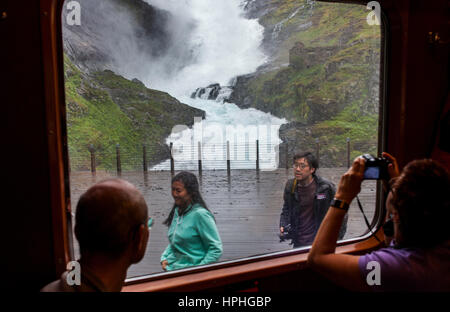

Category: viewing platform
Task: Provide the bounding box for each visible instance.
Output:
[69,168,377,278]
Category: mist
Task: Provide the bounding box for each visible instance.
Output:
[63,0,267,98]
[141,0,267,97]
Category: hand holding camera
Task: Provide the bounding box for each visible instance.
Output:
[335,157,365,204]
[381,152,400,179]
[335,153,399,205]
[361,153,391,180]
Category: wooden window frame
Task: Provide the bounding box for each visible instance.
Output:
[41,0,388,292]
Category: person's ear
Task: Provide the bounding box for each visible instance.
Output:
[131,224,149,264]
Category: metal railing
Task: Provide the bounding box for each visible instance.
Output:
[68,137,361,174]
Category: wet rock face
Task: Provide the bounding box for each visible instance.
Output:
[226,73,256,109]
[289,42,340,71]
[278,121,341,168]
[62,0,172,72]
[241,0,275,19]
[191,83,234,103]
[191,83,221,100]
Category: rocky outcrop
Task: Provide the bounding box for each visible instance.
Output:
[289,42,340,71]
[241,0,276,20]
[191,83,221,100]
[226,73,257,108]
[191,83,235,103]
[62,0,198,79]
[278,122,340,168]
[62,0,172,72]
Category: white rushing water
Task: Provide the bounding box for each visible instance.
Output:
[143,0,267,95]
[142,0,287,170]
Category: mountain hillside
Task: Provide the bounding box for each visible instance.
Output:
[233,0,381,166]
[63,0,381,169]
[63,0,204,170]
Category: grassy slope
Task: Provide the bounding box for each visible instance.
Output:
[64,56,201,171]
[65,55,142,170]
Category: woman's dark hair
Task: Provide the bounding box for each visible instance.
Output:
[163,171,213,226]
[391,159,450,248]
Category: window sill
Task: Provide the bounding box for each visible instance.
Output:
[122,231,383,292]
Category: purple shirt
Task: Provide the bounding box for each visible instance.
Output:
[296,180,316,246]
[358,241,450,291]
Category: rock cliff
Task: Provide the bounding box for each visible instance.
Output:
[62,0,205,170]
[230,0,381,167]
[65,56,205,171]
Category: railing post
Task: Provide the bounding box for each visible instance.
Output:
[116,144,121,174]
[227,141,231,177]
[285,143,289,170]
[170,142,174,175]
[143,144,147,172]
[198,141,202,176]
[346,137,351,168]
[256,140,260,172]
[89,144,96,174]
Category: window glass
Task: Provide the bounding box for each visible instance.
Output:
[62,0,382,278]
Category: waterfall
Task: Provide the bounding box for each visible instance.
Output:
[142,0,267,97]
[140,0,287,170]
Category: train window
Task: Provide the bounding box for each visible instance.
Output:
[62,0,383,280]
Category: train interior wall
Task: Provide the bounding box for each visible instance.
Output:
[2,0,449,291]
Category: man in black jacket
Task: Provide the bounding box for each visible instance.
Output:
[280,152,347,247]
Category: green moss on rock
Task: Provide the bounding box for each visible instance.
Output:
[64,57,204,171]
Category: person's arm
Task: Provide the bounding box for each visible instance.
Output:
[197,210,223,265]
[307,157,369,291]
[160,244,174,270]
[329,182,348,240]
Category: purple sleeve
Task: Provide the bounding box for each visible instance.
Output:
[358,247,414,291]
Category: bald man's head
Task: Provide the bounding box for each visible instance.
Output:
[75,179,148,257]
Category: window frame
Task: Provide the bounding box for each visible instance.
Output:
[43,0,389,291]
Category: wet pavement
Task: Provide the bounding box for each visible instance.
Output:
[68,168,376,278]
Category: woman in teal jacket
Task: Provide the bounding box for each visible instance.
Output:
[160,171,222,271]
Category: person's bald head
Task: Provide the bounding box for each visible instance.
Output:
[75,179,148,257]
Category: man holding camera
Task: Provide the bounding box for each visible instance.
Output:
[279,152,347,248]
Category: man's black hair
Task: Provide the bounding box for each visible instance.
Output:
[293,151,318,172]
